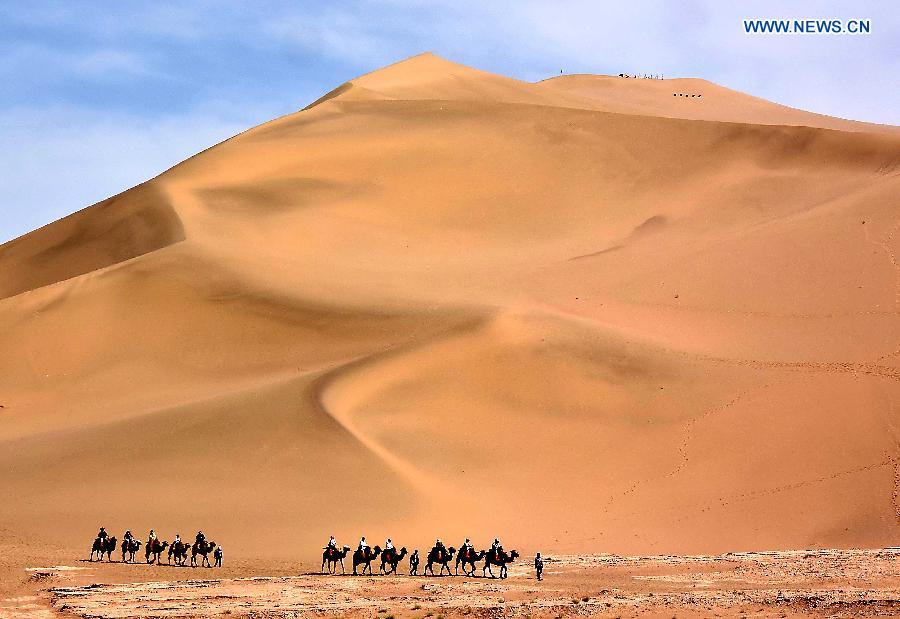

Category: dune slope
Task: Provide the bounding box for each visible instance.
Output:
[1,53,899,565]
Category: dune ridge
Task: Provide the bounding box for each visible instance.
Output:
[0,53,899,570]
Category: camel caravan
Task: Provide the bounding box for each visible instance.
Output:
[89,527,222,568]
[322,535,520,579]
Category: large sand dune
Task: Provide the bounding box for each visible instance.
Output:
[1,53,899,572]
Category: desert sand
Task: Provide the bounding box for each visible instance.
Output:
[1,52,899,615]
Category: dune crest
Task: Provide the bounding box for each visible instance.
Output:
[1,53,899,566]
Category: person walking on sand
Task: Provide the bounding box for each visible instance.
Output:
[409,549,420,575]
[534,552,544,581]
[214,545,223,567]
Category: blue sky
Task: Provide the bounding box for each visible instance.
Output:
[1,1,897,243]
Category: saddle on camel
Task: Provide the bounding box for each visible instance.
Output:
[145,538,169,564]
[168,540,191,566]
[455,545,486,576]
[483,547,519,579]
[90,536,117,562]
[321,545,351,574]
[121,538,142,563]
[352,545,382,575]
[424,544,457,576]
[380,546,408,575]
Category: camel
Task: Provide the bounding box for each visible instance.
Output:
[321,545,351,574]
[145,539,169,564]
[424,546,456,576]
[191,540,217,568]
[90,536,117,562]
[455,547,485,576]
[352,545,382,575]
[168,541,190,566]
[121,539,142,563]
[380,546,408,575]
[483,548,519,579]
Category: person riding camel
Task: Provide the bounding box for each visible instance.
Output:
[460,538,473,557]
[327,535,337,550]
[196,531,206,547]
[148,529,157,552]
[491,538,502,559]
[385,538,394,552]
[97,527,108,543]
[173,534,181,548]
[358,536,369,556]
[123,530,133,545]
[432,538,446,559]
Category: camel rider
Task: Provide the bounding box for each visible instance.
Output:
[123,530,134,545]
[385,538,394,552]
[148,529,157,551]
[433,538,446,557]
[196,531,206,547]
[491,538,502,558]
[358,537,369,554]
[461,538,473,555]
[173,534,181,547]
[327,535,337,550]
[97,527,108,542]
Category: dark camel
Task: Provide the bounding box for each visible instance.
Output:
[321,545,351,574]
[145,539,169,564]
[455,547,485,576]
[121,539,141,563]
[424,546,456,576]
[168,541,190,566]
[380,546,408,575]
[90,536,117,562]
[352,545,382,575]
[191,540,217,567]
[483,548,519,579]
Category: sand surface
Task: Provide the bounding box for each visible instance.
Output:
[1,53,899,614]
[4,549,899,619]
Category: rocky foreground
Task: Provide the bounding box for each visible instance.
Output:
[5,548,895,619]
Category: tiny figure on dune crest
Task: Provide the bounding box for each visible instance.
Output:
[409,549,420,575]
[534,552,543,581]
[214,545,223,567]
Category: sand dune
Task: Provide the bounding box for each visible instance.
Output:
[1,53,899,574]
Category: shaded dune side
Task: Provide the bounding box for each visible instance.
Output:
[0,181,184,300]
